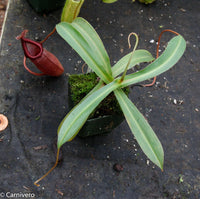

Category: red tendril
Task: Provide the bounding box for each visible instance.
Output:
[23,56,45,76]
[143,29,179,87]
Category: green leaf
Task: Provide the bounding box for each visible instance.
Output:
[72,18,112,77]
[57,80,120,149]
[114,89,164,169]
[112,50,154,78]
[119,35,186,88]
[102,0,118,3]
[56,18,113,83]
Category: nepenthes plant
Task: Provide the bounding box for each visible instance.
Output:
[33,17,186,186]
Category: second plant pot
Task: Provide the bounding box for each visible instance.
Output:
[26,0,66,13]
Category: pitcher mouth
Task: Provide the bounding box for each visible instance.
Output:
[16,30,43,59]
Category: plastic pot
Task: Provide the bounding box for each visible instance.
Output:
[78,114,124,137]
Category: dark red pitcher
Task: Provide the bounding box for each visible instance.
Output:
[17,30,64,77]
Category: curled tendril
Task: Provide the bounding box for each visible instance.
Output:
[34,148,60,187]
[143,29,179,87]
[120,32,139,82]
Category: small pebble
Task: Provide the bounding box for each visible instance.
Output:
[173,99,177,105]
[150,39,155,44]
[146,159,150,166]
[149,17,153,21]
[180,8,186,12]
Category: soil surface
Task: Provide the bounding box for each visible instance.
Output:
[0,0,200,199]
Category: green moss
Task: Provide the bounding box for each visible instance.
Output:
[69,73,129,118]
[69,72,98,105]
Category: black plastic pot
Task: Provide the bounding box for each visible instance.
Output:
[68,73,127,137]
[26,0,65,13]
[78,114,124,137]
